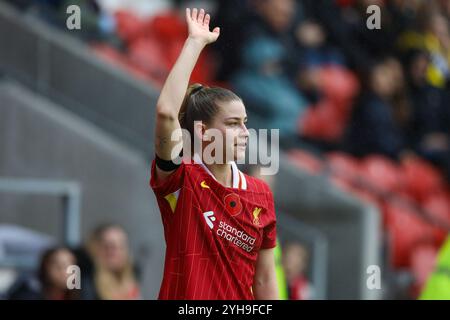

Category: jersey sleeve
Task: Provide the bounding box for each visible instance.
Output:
[149,157,186,196]
[261,188,277,249]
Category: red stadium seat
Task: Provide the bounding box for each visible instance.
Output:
[384,202,435,268]
[326,152,362,180]
[422,192,450,247]
[300,99,346,142]
[127,37,168,85]
[287,149,324,175]
[410,243,438,297]
[402,157,444,203]
[360,155,404,194]
[90,44,152,82]
[150,12,188,43]
[422,192,450,227]
[113,9,216,85]
[317,65,360,111]
[325,152,384,206]
[300,66,359,142]
[114,10,149,44]
[331,175,380,207]
[162,39,216,84]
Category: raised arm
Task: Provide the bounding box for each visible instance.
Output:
[154,8,220,182]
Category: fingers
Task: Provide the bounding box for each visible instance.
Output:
[198,8,205,24]
[203,13,210,26]
[211,27,220,42]
[186,8,191,21]
[186,8,210,24]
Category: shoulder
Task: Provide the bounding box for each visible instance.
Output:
[183,161,207,177]
[243,174,277,223]
[243,173,273,196]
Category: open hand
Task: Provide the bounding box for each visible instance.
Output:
[186,8,220,45]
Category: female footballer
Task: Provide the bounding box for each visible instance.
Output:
[150,8,279,300]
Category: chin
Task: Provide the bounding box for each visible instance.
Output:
[235,149,246,161]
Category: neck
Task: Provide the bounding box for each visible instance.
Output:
[206,162,233,188]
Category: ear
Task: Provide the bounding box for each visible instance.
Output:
[193,121,208,142]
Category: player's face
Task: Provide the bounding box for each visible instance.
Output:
[208,100,249,163]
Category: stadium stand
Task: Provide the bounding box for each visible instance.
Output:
[1,0,449,299]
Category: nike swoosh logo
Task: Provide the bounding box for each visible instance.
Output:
[200,180,210,189]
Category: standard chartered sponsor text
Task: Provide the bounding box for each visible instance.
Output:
[216,221,256,252]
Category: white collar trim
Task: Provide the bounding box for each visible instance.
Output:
[192,153,247,190]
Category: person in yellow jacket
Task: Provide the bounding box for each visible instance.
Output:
[419,235,450,300]
[274,239,289,300]
[397,12,450,88]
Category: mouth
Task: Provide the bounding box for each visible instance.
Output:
[235,143,247,148]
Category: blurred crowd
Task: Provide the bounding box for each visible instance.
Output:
[7,0,449,180]
[214,0,450,181]
[3,224,141,300]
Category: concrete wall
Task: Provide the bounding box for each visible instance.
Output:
[274,157,382,299]
[0,1,159,153]
[0,81,164,299]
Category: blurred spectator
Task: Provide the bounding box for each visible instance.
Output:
[385,57,413,139]
[294,20,359,146]
[231,0,307,138]
[231,37,307,137]
[294,20,346,71]
[8,247,79,300]
[344,58,409,159]
[212,0,252,81]
[282,242,313,300]
[308,0,400,72]
[84,224,141,300]
[293,18,347,103]
[406,50,450,179]
[398,7,450,88]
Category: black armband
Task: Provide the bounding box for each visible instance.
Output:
[155,150,183,171]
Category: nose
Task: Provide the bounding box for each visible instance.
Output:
[240,123,249,139]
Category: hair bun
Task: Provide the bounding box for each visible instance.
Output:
[190,84,204,96]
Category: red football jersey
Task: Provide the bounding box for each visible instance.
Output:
[149,154,277,300]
